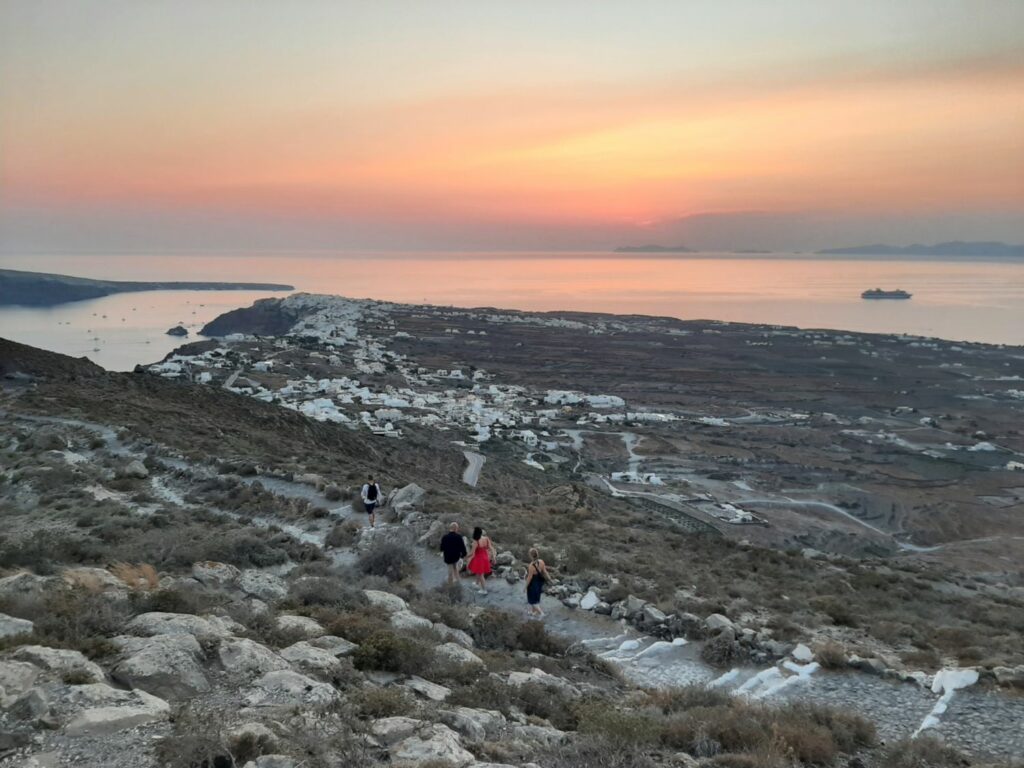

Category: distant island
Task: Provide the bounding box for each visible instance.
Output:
[818,241,1024,257]
[0,268,294,307]
[613,244,694,253]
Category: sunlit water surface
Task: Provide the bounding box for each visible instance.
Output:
[2,252,1023,370]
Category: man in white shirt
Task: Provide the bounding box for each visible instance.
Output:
[361,475,382,528]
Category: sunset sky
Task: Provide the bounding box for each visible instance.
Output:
[1,1,1022,252]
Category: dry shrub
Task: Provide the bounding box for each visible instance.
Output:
[353,686,416,718]
[701,632,747,668]
[880,736,968,768]
[648,685,731,714]
[324,610,389,644]
[110,562,160,590]
[814,640,848,669]
[771,720,837,764]
[351,630,433,674]
[356,542,417,582]
[325,520,360,548]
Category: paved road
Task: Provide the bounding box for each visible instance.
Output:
[462,450,485,487]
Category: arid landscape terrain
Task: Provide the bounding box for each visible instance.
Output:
[2,294,1023,768]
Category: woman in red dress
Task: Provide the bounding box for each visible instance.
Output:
[467,526,495,595]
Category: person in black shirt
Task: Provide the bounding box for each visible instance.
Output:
[439,522,468,585]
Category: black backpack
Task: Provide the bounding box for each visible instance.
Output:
[366,483,379,501]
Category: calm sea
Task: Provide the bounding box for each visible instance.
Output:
[2,252,1023,371]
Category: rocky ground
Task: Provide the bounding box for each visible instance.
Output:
[2,293,1024,768]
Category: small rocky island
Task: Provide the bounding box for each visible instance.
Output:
[165,325,188,337]
[0,268,294,307]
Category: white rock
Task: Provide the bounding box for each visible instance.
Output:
[307,634,359,657]
[278,642,344,679]
[219,638,290,678]
[791,643,814,663]
[126,612,238,641]
[244,670,340,709]
[0,612,34,640]
[579,590,600,611]
[363,589,408,614]
[238,570,288,601]
[123,459,149,479]
[391,723,475,767]
[390,610,433,632]
[242,757,296,768]
[0,660,40,704]
[402,675,451,701]
[192,561,241,588]
[13,646,104,683]
[438,707,507,742]
[275,614,325,639]
[433,623,475,649]
[64,689,170,735]
[435,643,485,668]
[0,572,52,601]
[372,715,423,744]
[506,668,579,697]
[704,613,734,632]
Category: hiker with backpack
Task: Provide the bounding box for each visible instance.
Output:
[361,475,383,527]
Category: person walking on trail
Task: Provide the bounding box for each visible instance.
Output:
[525,548,550,619]
[361,475,382,528]
[439,522,468,585]
[467,526,495,595]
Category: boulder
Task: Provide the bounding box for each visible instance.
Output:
[390,610,433,632]
[510,723,569,747]
[562,593,581,609]
[64,689,170,735]
[16,682,169,734]
[219,638,290,678]
[372,716,423,744]
[579,590,600,611]
[435,643,484,668]
[13,646,104,683]
[391,723,474,767]
[506,668,579,697]
[642,604,668,625]
[494,551,515,567]
[229,721,279,755]
[307,635,358,657]
[438,707,507,742]
[433,623,475,649]
[192,561,241,589]
[848,656,887,676]
[0,613,34,640]
[993,665,1024,688]
[122,460,149,479]
[275,614,325,639]
[278,642,344,680]
[402,676,451,701]
[238,570,287,601]
[244,670,340,709]
[111,634,209,698]
[390,483,426,510]
[363,589,408,614]
[669,612,704,638]
[625,595,648,615]
[0,661,40,704]
[126,612,238,641]
[704,614,734,632]
[593,601,612,615]
[791,643,814,663]
[0,572,52,601]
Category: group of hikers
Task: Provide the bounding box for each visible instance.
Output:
[358,475,551,618]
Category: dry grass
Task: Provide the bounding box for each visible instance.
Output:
[110,562,160,590]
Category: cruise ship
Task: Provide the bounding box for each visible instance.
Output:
[861,288,912,300]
